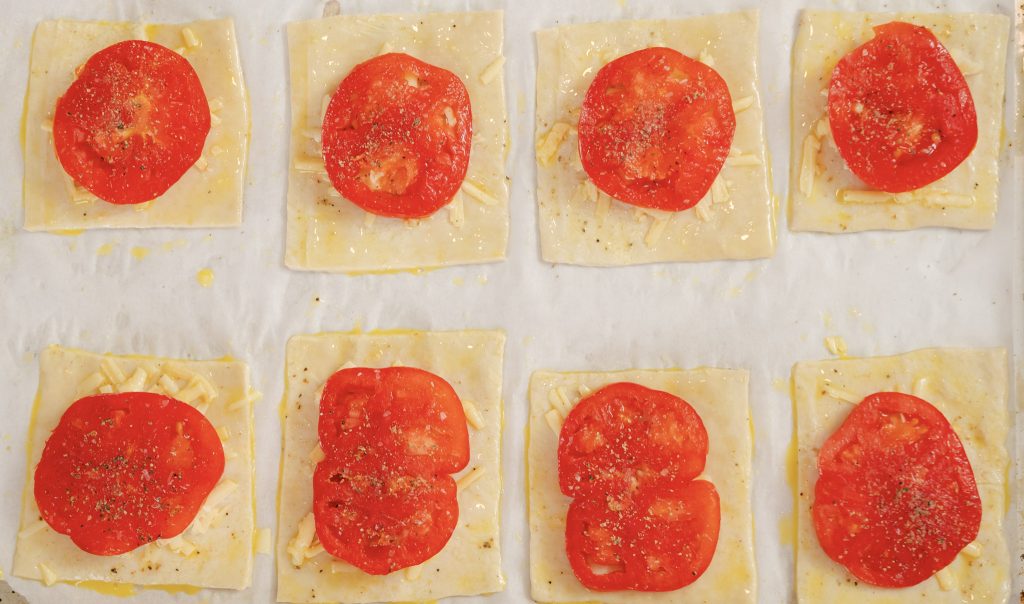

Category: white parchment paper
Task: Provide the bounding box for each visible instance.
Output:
[0,0,1018,602]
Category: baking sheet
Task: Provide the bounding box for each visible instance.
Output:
[0,0,1018,602]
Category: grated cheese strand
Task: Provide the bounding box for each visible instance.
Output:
[698,48,714,66]
[545,408,564,436]
[461,180,499,206]
[307,443,326,465]
[159,533,197,556]
[548,387,572,417]
[181,27,200,48]
[731,96,754,113]
[822,382,860,404]
[694,203,712,223]
[100,358,126,385]
[912,377,929,397]
[405,565,423,580]
[287,513,317,567]
[725,153,761,167]
[456,467,485,492]
[447,192,465,228]
[711,177,730,205]
[799,134,821,197]
[645,216,669,247]
[824,336,847,357]
[935,566,957,591]
[961,541,981,558]
[536,123,572,167]
[38,562,57,586]
[479,56,506,84]
[462,400,485,430]
[77,372,107,396]
[158,374,180,395]
[190,480,238,535]
[117,367,148,393]
[295,156,328,175]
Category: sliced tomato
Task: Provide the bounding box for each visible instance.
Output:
[313,458,459,575]
[321,53,472,219]
[314,366,469,574]
[828,22,977,193]
[558,382,719,592]
[577,47,735,211]
[558,382,708,498]
[812,392,982,587]
[52,40,211,205]
[34,392,224,556]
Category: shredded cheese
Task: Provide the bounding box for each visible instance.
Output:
[711,177,730,205]
[595,189,611,221]
[405,565,423,580]
[548,387,573,417]
[443,106,457,127]
[307,443,326,465]
[216,426,231,441]
[536,122,572,167]
[100,358,126,385]
[731,96,754,113]
[98,384,114,394]
[209,112,222,127]
[824,336,847,357]
[479,56,505,84]
[461,180,499,206]
[181,27,200,48]
[697,48,714,66]
[935,566,957,591]
[287,513,317,567]
[295,156,328,175]
[694,203,712,223]
[645,216,669,246]
[815,117,830,138]
[118,367,148,393]
[159,533,197,556]
[822,382,860,404]
[162,363,194,381]
[545,408,564,436]
[456,467,485,492]
[447,192,465,228]
[839,189,974,208]
[378,41,394,55]
[255,528,272,555]
[38,562,57,586]
[158,374,180,395]
[190,480,238,535]
[227,387,260,412]
[912,377,929,397]
[462,399,485,430]
[920,193,974,208]
[961,541,982,558]
[208,97,224,113]
[193,156,209,172]
[578,384,592,397]
[725,153,761,167]
[799,134,821,197]
[77,372,107,396]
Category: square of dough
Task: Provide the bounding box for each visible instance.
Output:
[789,11,1009,233]
[13,345,257,590]
[535,10,775,266]
[528,369,756,603]
[22,19,249,231]
[792,348,1009,603]
[285,12,509,272]
[276,330,505,603]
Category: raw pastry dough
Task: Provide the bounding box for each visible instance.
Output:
[285,12,509,272]
[23,19,249,231]
[535,11,775,266]
[792,348,1009,602]
[277,330,505,603]
[528,368,756,603]
[13,346,256,590]
[789,11,1009,233]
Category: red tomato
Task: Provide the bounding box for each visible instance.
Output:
[828,22,977,193]
[33,392,224,556]
[53,40,211,205]
[812,392,982,587]
[321,53,472,219]
[577,47,736,212]
[314,367,469,574]
[558,382,719,591]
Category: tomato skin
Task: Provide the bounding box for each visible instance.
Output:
[314,367,469,574]
[53,40,211,205]
[828,22,977,193]
[33,392,224,556]
[812,392,981,588]
[321,53,472,219]
[578,47,735,212]
[557,382,719,592]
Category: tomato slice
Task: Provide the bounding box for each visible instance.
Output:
[321,53,472,219]
[558,382,719,591]
[828,22,977,193]
[33,392,225,556]
[314,366,469,574]
[52,40,211,205]
[812,392,982,587]
[558,382,708,498]
[577,47,736,212]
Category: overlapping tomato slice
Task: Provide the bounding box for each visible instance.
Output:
[557,382,719,591]
[577,47,736,211]
[321,53,473,219]
[313,367,469,574]
[34,392,225,556]
[828,22,977,193]
[53,40,211,205]
[812,392,982,587]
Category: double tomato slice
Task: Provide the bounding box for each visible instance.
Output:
[321,53,473,219]
[813,392,982,587]
[313,367,469,574]
[557,382,719,591]
[34,392,225,556]
[578,47,736,212]
[53,40,211,205]
[828,22,977,193]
